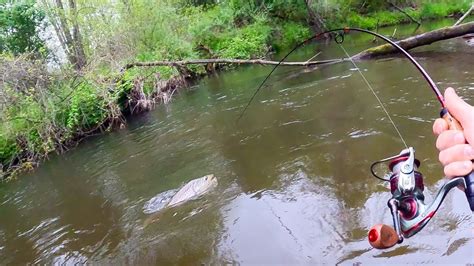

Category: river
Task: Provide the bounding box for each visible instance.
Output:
[1,19,473,264]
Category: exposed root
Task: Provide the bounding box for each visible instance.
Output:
[126,77,154,114]
[151,73,188,105]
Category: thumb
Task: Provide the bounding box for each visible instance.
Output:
[445,87,474,143]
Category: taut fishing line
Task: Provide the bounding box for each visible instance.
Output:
[337,42,408,148]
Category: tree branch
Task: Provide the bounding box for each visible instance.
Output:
[123,58,346,71]
[454,4,474,26]
[389,2,421,25]
[354,21,474,59]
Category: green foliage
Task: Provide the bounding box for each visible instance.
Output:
[273,22,311,52]
[0,85,51,168]
[0,133,16,166]
[187,5,235,50]
[264,0,307,21]
[420,1,471,19]
[217,18,272,59]
[66,82,107,131]
[123,1,199,61]
[175,0,218,8]
[0,1,46,55]
[228,0,306,22]
[324,0,469,29]
[342,11,407,29]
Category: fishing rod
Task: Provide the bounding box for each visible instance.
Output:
[238,27,474,249]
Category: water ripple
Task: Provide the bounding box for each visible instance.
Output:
[348,129,380,139]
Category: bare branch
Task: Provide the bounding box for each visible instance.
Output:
[389,2,421,25]
[454,4,474,26]
[123,58,346,71]
[354,22,474,59]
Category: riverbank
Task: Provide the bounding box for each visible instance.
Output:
[0,1,472,180]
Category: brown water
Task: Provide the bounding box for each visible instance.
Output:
[1,20,473,264]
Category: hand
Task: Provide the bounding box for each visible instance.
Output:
[433,88,474,177]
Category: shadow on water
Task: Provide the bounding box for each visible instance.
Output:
[0,19,473,264]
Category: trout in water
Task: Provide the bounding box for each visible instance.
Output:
[143,174,218,226]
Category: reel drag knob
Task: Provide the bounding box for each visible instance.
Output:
[368,224,399,249]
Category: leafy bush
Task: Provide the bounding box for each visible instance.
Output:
[66,82,107,131]
[273,22,311,52]
[188,5,235,51]
[421,2,451,18]
[217,18,272,59]
[0,1,47,56]
[420,1,470,19]
[0,134,16,167]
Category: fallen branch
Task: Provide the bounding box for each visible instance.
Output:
[305,51,322,63]
[354,21,474,59]
[123,58,345,71]
[454,4,474,26]
[390,2,421,25]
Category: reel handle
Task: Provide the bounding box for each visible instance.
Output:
[368,224,399,249]
[441,108,474,211]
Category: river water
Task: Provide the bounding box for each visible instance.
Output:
[1,20,473,264]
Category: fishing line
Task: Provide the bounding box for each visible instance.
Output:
[237,27,444,139]
[337,43,408,149]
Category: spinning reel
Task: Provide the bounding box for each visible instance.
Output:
[368,147,473,249]
[240,27,474,250]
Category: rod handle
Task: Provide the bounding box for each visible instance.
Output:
[441,108,474,211]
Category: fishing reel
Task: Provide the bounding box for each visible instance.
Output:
[240,26,474,249]
[367,147,467,249]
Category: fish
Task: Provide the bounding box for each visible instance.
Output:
[167,174,218,207]
[142,189,178,215]
[142,174,218,226]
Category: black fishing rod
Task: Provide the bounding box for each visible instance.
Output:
[238,27,474,249]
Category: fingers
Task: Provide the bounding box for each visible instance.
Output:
[434,88,474,178]
[433,118,448,135]
[444,88,474,126]
[439,144,474,165]
[444,161,474,178]
[444,87,474,144]
[436,130,466,151]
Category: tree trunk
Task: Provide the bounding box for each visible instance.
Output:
[42,0,69,58]
[354,22,474,59]
[68,0,87,70]
[304,0,327,34]
[54,0,77,67]
[49,0,87,70]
